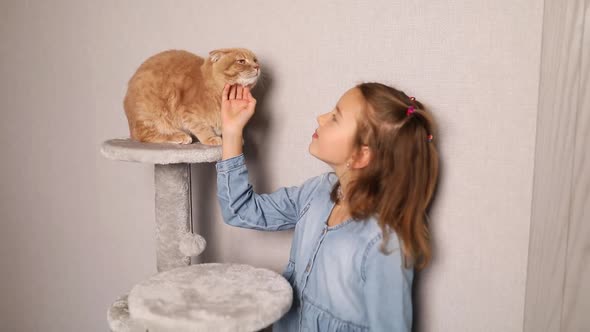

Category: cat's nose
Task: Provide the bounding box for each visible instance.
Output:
[253,65,260,70]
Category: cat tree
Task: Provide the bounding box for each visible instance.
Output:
[101,138,292,332]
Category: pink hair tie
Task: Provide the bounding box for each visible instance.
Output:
[406,96,433,143]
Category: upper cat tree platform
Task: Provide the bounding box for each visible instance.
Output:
[101,138,222,164]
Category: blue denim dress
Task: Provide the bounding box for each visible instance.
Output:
[216,153,413,332]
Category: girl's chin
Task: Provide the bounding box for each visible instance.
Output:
[308,144,323,160]
[307,141,319,159]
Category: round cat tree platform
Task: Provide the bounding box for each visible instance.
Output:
[101,138,292,332]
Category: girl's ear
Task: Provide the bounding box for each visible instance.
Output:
[209,49,231,63]
[352,145,372,169]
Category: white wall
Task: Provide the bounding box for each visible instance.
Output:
[0,0,543,331]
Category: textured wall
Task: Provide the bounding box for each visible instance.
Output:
[0,0,543,331]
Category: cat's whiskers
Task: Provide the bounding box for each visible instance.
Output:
[238,75,258,88]
[237,70,266,90]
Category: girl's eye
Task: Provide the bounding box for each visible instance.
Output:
[237,59,246,64]
[331,113,337,121]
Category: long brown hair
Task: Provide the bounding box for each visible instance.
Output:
[330,82,439,271]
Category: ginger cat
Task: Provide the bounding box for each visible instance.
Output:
[123,48,260,145]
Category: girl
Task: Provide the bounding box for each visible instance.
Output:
[216,82,439,331]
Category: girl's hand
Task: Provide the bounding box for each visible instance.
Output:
[221,84,256,136]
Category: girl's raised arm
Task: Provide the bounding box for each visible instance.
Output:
[216,153,325,231]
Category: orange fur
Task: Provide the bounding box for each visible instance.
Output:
[123,48,260,144]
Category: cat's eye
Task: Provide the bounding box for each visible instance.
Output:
[253,58,258,63]
[237,59,246,64]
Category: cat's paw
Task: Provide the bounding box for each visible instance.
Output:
[202,136,222,145]
[170,132,193,144]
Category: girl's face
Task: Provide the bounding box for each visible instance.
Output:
[309,87,365,171]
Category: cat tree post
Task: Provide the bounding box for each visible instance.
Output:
[100,138,292,332]
[154,163,193,269]
[101,138,212,271]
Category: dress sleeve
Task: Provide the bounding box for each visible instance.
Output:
[361,233,414,331]
[216,153,325,231]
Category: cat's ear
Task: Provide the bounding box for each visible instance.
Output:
[209,49,231,63]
